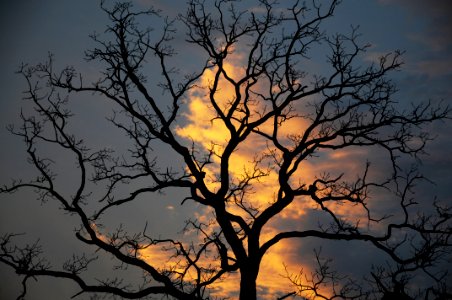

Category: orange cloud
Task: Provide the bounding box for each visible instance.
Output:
[173,48,377,298]
[174,53,322,297]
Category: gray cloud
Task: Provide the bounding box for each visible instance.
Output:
[378,0,452,77]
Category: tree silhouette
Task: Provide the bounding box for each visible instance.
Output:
[1,1,451,299]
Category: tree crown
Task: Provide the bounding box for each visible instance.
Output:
[1,1,451,299]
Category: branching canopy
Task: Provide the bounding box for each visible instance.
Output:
[1,1,451,299]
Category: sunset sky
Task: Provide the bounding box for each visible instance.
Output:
[1,0,451,299]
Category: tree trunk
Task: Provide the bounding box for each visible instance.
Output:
[239,264,258,300]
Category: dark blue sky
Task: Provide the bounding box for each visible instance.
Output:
[1,0,451,299]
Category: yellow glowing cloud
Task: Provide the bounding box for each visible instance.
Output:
[173,54,322,297]
[172,48,373,298]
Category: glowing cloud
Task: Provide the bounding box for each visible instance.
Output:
[173,52,320,297]
[173,47,372,298]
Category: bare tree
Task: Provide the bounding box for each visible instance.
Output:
[1,1,451,299]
